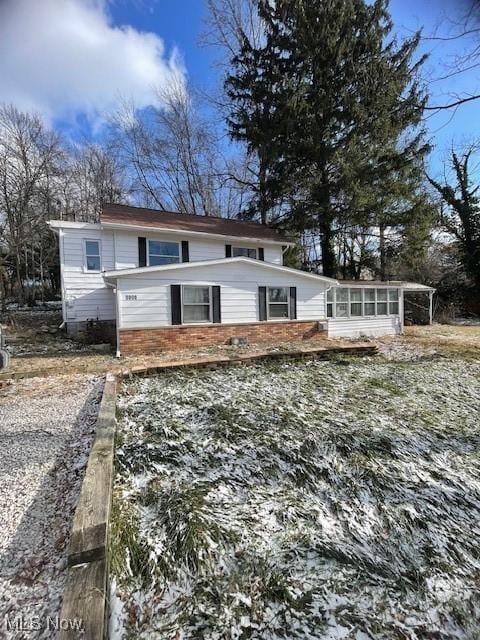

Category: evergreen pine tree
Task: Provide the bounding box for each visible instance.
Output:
[225,0,429,277]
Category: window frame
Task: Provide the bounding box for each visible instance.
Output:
[147,239,181,267]
[327,287,400,319]
[232,246,258,259]
[83,238,101,272]
[181,285,212,325]
[266,286,290,320]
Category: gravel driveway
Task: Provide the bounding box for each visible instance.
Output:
[0,375,102,638]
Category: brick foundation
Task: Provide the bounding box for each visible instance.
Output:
[119,320,324,355]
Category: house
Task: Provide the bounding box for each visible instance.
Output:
[48,204,434,355]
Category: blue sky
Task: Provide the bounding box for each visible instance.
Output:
[108,0,480,175]
[1,0,478,177]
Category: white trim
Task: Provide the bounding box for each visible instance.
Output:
[100,221,293,246]
[48,220,101,231]
[336,281,435,292]
[147,238,181,267]
[83,238,102,273]
[115,286,121,357]
[181,284,213,325]
[59,229,67,324]
[104,257,338,285]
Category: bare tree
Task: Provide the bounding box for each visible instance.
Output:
[110,80,244,217]
[427,145,480,295]
[0,104,62,303]
[425,1,480,110]
[62,143,128,222]
[202,0,264,59]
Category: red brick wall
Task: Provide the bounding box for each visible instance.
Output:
[120,320,323,355]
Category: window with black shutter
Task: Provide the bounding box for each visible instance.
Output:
[259,286,267,321]
[138,237,147,267]
[181,240,189,262]
[212,286,221,323]
[171,285,182,325]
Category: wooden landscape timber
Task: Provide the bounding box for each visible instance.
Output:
[58,374,117,640]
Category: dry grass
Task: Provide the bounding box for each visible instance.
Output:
[2,335,357,380]
[2,323,479,382]
[382,324,480,358]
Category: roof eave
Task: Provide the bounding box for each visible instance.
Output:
[104,257,339,285]
[100,221,294,246]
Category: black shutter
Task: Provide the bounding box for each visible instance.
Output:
[171,285,182,325]
[259,286,267,321]
[181,240,189,262]
[138,237,147,267]
[212,286,221,324]
[225,244,232,257]
[258,247,264,261]
[289,287,297,319]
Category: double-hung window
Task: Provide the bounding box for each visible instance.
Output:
[376,289,388,315]
[350,289,362,316]
[364,289,376,315]
[84,240,101,271]
[267,287,289,318]
[388,289,399,315]
[327,289,334,317]
[148,240,180,266]
[335,288,349,318]
[232,246,257,259]
[182,286,211,323]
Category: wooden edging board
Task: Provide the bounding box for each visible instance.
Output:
[58,373,117,640]
[57,342,377,639]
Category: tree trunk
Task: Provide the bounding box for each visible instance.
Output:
[379,222,386,281]
[258,156,268,224]
[319,215,336,278]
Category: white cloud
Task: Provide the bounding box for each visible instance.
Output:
[0,0,185,123]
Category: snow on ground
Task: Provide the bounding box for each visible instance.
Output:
[112,352,480,639]
[0,375,102,639]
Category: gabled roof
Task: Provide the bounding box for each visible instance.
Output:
[101,204,293,245]
[104,257,339,285]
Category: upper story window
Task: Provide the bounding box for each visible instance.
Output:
[328,287,400,318]
[84,240,101,271]
[267,286,289,319]
[148,240,180,266]
[182,285,211,323]
[232,247,257,259]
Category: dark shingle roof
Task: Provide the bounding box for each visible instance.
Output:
[101,204,292,243]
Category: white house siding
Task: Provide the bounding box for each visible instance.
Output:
[111,230,283,269]
[61,228,115,322]
[327,316,401,338]
[59,226,284,323]
[116,262,327,330]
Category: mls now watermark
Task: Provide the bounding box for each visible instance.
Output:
[4,614,84,633]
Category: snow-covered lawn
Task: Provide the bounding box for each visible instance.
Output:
[111,354,480,639]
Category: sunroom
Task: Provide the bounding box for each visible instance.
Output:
[325,281,435,338]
